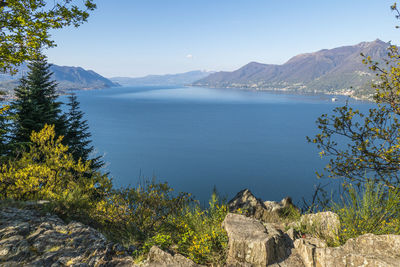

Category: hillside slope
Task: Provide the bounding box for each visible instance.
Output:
[194,39,390,99]
[111,70,213,86]
[0,64,119,95]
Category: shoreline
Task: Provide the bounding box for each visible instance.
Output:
[186,84,375,103]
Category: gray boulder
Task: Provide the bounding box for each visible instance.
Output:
[222,213,291,266]
[294,234,400,267]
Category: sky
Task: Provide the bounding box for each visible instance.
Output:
[45,0,400,78]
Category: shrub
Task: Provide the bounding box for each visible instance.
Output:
[0,124,112,222]
[95,179,191,247]
[330,180,400,245]
[170,192,228,265]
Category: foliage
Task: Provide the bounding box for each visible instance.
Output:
[0,0,96,74]
[65,94,104,171]
[278,203,302,222]
[330,180,400,245]
[95,186,228,265]
[10,57,66,149]
[0,124,112,219]
[0,105,11,160]
[308,15,400,187]
[169,192,228,265]
[94,179,191,246]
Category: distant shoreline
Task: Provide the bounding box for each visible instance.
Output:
[186,85,374,103]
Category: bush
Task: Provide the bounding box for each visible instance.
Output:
[95,179,191,247]
[0,124,229,266]
[330,180,400,245]
[96,183,229,265]
[0,124,112,222]
[170,192,228,265]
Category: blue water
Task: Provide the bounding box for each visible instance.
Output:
[60,86,372,204]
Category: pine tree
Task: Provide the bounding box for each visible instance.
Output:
[10,57,66,148]
[65,94,104,171]
[0,105,11,161]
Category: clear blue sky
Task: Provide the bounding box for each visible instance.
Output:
[46,0,399,78]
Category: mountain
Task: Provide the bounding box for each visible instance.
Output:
[0,64,119,95]
[111,70,213,87]
[193,39,391,99]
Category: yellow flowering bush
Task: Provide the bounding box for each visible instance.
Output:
[171,192,228,265]
[0,124,112,220]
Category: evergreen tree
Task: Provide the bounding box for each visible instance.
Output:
[65,94,104,171]
[0,105,11,161]
[10,57,66,148]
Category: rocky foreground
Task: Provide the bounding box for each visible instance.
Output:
[1,190,400,266]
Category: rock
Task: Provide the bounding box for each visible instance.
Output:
[228,189,298,224]
[298,211,340,242]
[222,213,290,266]
[228,189,270,221]
[295,234,400,267]
[268,251,306,267]
[264,197,297,214]
[146,246,204,267]
[0,206,137,266]
[294,237,327,267]
[286,227,300,241]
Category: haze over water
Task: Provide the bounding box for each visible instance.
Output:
[62,86,372,204]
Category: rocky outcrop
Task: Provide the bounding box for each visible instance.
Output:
[293,237,327,267]
[226,189,400,267]
[294,234,400,267]
[222,213,291,266]
[222,210,400,267]
[0,206,136,266]
[228,189,297,223]
[263,197,296,214]
[146,246,205,267]
[228,189,269,221]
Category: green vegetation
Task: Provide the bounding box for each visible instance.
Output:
[65,94,104,171]
[0,105,11,160]
[11,58,66,147]
[331,181,400,245]
[0,55,229,265]
[93,182,228,265]
[0,125,111,218]
[0,0,96,74]
[308,35,400,188]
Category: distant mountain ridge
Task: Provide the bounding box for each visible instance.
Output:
[111,70,213,87]
[193,39,391,99]
[0,64,119,95]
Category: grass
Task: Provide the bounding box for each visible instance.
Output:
[329,180,400,245]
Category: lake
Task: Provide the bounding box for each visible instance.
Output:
[61,86,371,205]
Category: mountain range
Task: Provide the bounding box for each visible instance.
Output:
[111,70,213,87]
[193,39,391,99]
[0,64,119,95]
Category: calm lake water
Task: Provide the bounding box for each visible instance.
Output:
[60,86,372,204]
